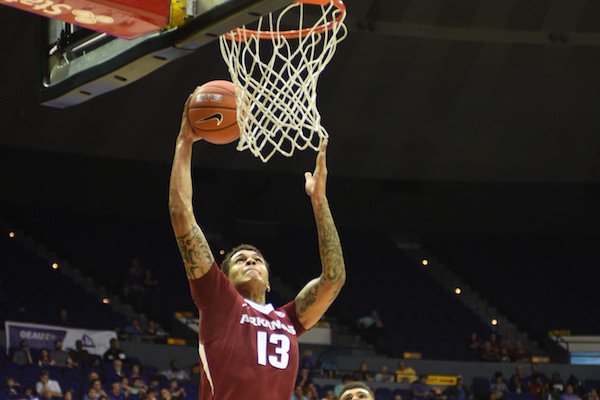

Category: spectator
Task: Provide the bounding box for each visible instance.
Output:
[562,385,582,400]
[395,361,418,383]
[508,375,524,394]
[84,388,100,400]
[499,348,511,363]
[529,364,547,385]
[35,370,62,399]
[64,357,77,370]
[90,380,108,398]
[38,349,55,367]
[69,340,91,366]
[118,378,133,397]
[297,367,313,389]
[445,376,471,400]
[354,362,374,382]
[305,383,319,400]
[143,270,158,291]
[130,365,144,382]
[142,321,163,343]
[321,390,336,400]
[87,373,100,389]
[122,319,143,341]
[300,349,315,370]
[50,340,69,368]
[167,379,186,400]
[56,309,70,327]
[106,360,127,384]
[108,383,124,400]
[103,339,127,362]
[125,258,144,290]
[123,258,145,309]
[549,373,565,394]
[335,375,353,398]
[411,376,433,400]
[490,375,508,400]
[375,365,393,382]
[468,333,482,351]
[357,310,385,350]
[585,388,600,400]
[22,387,39,400]
[489,333,501,352]
[147,377,161,395]
[394,396,403,400]
[159,388,172,400]
[292,385,308,400]
[13,340,33,366]
[510,342,530,363]
[5,376,22,395]
[160,360,189,381]
[500,331,515,353]
[480,341,498,362]
[63,390,73,400]
[130,378,147,397]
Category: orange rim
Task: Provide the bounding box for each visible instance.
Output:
[224,0,346,41]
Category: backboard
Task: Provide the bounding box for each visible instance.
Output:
[2,0,291,107]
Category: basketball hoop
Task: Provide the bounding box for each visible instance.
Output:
[220,0,347,162]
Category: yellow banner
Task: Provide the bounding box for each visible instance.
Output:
[403,352,422,359]
[167,337,187,346]
[549,329,571,337]
[427,375,458,386]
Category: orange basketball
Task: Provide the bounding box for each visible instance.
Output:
[187,80,240,145]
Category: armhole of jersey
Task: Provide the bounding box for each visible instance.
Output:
[283,301,306,336]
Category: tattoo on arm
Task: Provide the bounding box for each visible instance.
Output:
[314,200,346,284]
[176,225,214,279]
[296,279,321,316]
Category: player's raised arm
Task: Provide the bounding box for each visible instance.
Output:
[169,91,215,280]
[295,140,346,330]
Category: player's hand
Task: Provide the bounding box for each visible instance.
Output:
[305,139,328,202]
[178,90,203,143]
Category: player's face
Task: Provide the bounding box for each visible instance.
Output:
[339,388,374,400]
[228,249,270,291]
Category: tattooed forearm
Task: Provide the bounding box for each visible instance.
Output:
[296,279,321,316]
[314,199,346,284]
[176,225,214,279]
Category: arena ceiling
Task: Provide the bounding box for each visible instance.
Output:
[2,0,600,184]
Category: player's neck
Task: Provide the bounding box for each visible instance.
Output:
[242,291,266,305]
[235,281,267,304]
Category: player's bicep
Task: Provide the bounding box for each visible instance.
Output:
[295,276,341,330]
[175,224,215,279]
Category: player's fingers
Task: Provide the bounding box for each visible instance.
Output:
[304,172,312,181]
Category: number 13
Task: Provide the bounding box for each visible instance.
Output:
[256,331,290,369]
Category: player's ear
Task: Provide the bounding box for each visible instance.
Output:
[266,284,271,292]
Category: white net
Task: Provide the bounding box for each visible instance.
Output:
[219,0,347,162]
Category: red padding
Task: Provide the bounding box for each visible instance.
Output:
[2,0,169,39]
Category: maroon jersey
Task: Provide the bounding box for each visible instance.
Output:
[188,263,305,400]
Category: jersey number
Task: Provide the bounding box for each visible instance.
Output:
[256,331,290,369]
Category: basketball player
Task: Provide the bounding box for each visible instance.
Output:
[169,91,346,399]
[338,382,375,400]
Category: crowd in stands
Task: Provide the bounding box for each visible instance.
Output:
[467,332,531,363]
[291,357,600,400]
[1,337,196,400]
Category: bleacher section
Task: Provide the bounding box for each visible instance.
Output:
[0,229,127,330]
[423,235,600,344]
[2,205,494,361]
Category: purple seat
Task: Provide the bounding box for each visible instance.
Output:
[375,387,393,400]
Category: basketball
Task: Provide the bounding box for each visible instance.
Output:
[187,80,240,144]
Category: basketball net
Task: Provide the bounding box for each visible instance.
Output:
[220,0,347,162]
